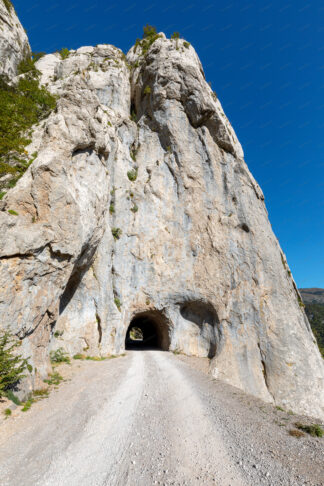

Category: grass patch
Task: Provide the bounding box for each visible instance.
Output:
[289,428,305,438]
[295,422,323,437]
[109,203,115,214]
[8,209,18,216]
[276,405,285,412]
[43,371,64,386]
[33,388,49,398]
[172,349,181,355]
[21,398,34,412]
[50,348,70,364]
[4,408,11,416]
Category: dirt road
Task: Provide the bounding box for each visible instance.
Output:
[0,351,323,486]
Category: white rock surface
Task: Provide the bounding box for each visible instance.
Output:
[0,14,323,419]
[0,0,30,77]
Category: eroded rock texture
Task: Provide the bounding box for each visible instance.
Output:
[0,0,30,77]
[0,9,323,419]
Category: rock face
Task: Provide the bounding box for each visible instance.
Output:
[0,8,323,419]
[0,0,30,77]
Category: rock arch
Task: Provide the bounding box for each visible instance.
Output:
[177,300,220,358]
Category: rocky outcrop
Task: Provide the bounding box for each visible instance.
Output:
[0,0,30,77]
[0,9,323,419]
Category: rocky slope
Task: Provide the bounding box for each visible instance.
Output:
[0,2,323,419]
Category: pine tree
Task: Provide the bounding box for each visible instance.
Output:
[0,331,28,397]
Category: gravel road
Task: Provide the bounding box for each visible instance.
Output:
[0,351,323,486]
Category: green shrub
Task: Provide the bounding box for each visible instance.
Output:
[49,348,70,364]
[59,48,70,60]
[295,422,323,437]
[127,168,138,181]
[0,331,29,398]
[6,389,21,405]
[53,330,63,338]
[8,209,18,216]
[130,148,137,161]
[114,297,122,310]
[3,0,13,13]
[144,85,151,95]
[183,41,190,49]
[0,71,56,191]
[109,203,115,214]
[134,25,161,56]
[73,353,86,360]
[171,32,180,39]
[17,52,45,76]
[130,110,137,122]
[130,204,138,213]
[4,408,11,416]
[143,24,157,38]
[111,227,122,240]
[0,191,6,200]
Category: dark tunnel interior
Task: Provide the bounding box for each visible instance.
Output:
[125,311,170,350]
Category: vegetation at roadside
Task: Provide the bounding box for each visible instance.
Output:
[50,348,70,365]
[43,371,64,386]
[295,422,323,438]
[0,331,29,398]
[73,354,122,361]
[0,53,56,193]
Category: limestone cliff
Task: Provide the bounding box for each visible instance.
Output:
[0,0,30,77]
[0,4,323,419]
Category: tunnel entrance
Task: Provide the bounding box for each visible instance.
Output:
[125,311,170,350]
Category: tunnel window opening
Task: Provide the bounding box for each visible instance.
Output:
[129,327,143,342]
[125,311,170,351]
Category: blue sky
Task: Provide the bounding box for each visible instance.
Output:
[13,0,324,288]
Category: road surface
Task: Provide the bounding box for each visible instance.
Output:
[0,351,323,485]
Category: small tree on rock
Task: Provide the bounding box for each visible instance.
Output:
[0,331,29,398]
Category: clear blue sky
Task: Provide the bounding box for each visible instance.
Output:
[13,0,324,288]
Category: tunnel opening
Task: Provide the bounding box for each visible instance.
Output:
[125,311,170,350]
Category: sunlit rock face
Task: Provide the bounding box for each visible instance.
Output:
[0,7,323,419]
[0,0,30,77]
